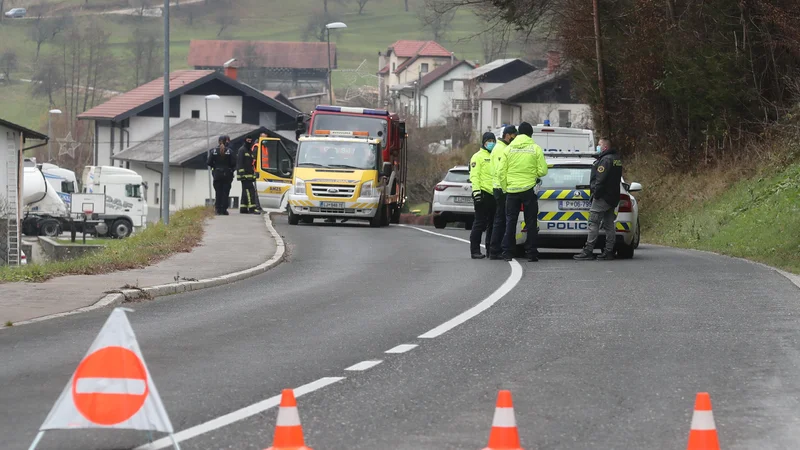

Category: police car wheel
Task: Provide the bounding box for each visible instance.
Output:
[633,222,641,248]
[616,243,635,259]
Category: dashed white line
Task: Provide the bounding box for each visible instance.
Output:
[134,376,344,450]
[385,344,418,354]
[345,360,383,371]
[399,225,524,338]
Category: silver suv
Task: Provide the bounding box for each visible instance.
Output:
[431,165,474,229]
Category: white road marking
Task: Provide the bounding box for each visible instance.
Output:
[345,360,383,371]
[74,377,146,395]
[134,377,344,450]
[399,225,524,339]
[385,344,418,354]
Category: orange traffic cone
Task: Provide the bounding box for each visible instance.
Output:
[265,389,312,450]
[483,390,523,450]
[687,392,720,450]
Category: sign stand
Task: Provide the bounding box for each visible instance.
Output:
[28,308,181,450]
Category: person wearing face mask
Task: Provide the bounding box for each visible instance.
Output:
[489,125,517,260]
[468,132,497,259]
[574,137,623,260]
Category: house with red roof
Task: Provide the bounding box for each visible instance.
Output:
[377,40,455,103]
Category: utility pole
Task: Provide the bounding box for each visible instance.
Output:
[592,0,610,137]
[161,0,170,224]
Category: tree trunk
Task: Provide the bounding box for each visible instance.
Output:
[404,0,408,12]
[592,0,610,137]
[323,0,328,14]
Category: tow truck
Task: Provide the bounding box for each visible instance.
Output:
[295,105,407,223]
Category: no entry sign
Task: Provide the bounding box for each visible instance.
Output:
[72,346,149,425]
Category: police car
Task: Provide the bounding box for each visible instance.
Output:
[510,124,642,258]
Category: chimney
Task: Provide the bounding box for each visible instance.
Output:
[450,52,454,65]
[378,51,386,73]
[378,51,386,103]
[223,58,238,80]
[546,50,561,74]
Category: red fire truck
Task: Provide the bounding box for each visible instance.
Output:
[296,105,408,223]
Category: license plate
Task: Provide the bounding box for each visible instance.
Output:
[321,202,345,208]
[453,196,473,204]
[559,200,592,210]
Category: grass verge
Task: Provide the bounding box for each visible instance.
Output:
[0,206,213,283]
[628,149,800,274]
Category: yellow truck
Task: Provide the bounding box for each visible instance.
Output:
[286,130,393,227]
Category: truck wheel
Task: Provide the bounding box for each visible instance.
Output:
[39,219,61,237]
[433,216,446,229]
[369,205,383,228]
[110,219,133,239]
[380,202,391,227]
[288,210,300,225]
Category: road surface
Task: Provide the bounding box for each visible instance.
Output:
[1,215,799,449]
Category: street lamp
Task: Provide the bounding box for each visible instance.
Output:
[47,109,62,162]
[204,94,220,204]
[325,21,347,105]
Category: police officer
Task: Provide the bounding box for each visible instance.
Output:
[236,135,259,214]
[207,135,235,215]
[499,122,548,262]
[574,138,622,261]
[468,132,496,259]
[489,125,517,260]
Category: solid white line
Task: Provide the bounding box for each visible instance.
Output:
[399,225,524,339]
[344,360,383,371]
[133,376,344,450]
[75,377,146,395]
[385,344,418,354]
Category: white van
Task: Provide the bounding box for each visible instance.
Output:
[493,122,596,155]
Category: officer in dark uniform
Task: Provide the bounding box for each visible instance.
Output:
[207,135,235,215]
[236,135,259,214]
[574,138,623,260]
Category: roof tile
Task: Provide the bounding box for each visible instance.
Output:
[388,40,452,58]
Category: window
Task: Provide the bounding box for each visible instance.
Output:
[559,110,571,127]
[420,63,429,73]
[392,62,396,72]
[154,183,160,204]
[540,166,592,189]
[61,181,75,194]
[170,189,176,205]
[191,110,201,119]
[125,184,142,199]
[444,170,470,183]
[443,80,454,92]
[259,139,294,177]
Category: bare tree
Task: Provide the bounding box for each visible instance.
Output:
[479,23,511,63]
[416,4,456,41]
[129,0,152,18]
[355,0,369,15]
[304,10,335,42]
[235,40,261,68]
[0,0,5,23]
[30,56,65,106]
[215,9,239,37]
[128,25,162,87]
[29,15,70,61]
[0,49,18,83]
[404,0,409,12]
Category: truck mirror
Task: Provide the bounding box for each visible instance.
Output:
[398,122,406,135]
[280,158,292,177]
[381,162,392,177]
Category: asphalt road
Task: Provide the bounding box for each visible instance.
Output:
[1,216,799,449]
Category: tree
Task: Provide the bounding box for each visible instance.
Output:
[304,10,335,43]
[29,15,70,61]
[355,0,369,15]
[0,49,18,83]
[417,3,455,41]
[30,56,64,106]
[215,9,239,37]
[128,25,162,87]
[404,0,408,12]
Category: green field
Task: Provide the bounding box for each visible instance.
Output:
[0,83,51,131]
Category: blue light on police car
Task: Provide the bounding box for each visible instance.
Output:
[543,120,551,126]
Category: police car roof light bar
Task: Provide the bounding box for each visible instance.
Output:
[314,105,390,116]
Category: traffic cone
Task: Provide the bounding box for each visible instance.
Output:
[265,389,312,450]
[483,390,523,450]
[687,392,720,450]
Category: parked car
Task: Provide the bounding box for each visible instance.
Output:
[431,165,474,229]
[4,7,27,18]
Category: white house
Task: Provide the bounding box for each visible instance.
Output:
[0,118,47,265]
[478,52,592,132]
[78,67,300,221]
[377,40,456,104]
[388,60,476,128]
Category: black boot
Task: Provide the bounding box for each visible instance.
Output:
[471,253,486,259]
[597,250,615,261]
[573,249,596,261]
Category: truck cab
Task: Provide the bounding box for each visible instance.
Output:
[287,130,391,227]
[82,166,148,238]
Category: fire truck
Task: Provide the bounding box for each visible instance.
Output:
[293,105,408,225]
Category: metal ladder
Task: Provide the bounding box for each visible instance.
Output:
[5,142,19,266]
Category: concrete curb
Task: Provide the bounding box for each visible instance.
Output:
[3,213,286,329]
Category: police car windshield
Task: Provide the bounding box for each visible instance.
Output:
[540,165,592,189]
[444,170,469,183]
[297,141,379,170]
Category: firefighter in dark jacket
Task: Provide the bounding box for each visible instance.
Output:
[236,135,260,214]
[574,138,623,261]
[207,135,235,215]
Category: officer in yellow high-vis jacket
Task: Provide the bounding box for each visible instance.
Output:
[489,125,517,259]
[468,132,497,259]
[499,122,548,261]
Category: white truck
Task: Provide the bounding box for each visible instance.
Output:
[21,161,148,238]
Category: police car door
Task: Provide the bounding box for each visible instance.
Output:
[255,138,294,209]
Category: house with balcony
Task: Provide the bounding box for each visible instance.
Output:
[377,40,456,105]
